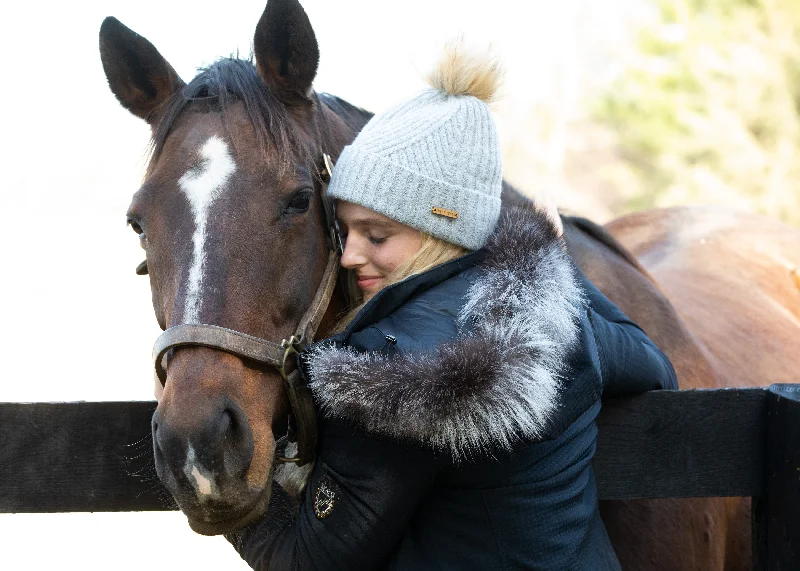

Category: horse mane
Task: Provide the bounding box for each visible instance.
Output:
[148,57,311,174]
[317,92,373,130]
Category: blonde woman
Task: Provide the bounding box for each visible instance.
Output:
[227,44,677,570]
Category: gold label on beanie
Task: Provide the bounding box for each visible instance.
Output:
[432,207,459,219]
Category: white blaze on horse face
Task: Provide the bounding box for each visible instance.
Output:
[184,444,216,499]
[178,135,236,324]
[191,465,213,496]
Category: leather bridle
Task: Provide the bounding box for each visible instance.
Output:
[147,153,341,466]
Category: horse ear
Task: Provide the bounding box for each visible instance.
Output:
[253,0,319,106]
[99,17,185,122]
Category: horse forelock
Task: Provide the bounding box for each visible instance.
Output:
[145,58,374,181]
[146,57,314,176]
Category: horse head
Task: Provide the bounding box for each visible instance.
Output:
[99,0,367,534]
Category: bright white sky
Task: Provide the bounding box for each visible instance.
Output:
[0,0,639,568]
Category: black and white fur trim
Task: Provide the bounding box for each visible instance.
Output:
[307,207,585,460]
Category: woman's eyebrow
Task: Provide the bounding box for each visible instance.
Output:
[345,217,395,230]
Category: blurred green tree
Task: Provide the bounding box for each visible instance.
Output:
[593,0,800,225]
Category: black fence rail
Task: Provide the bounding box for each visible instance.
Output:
[1,386,798,569]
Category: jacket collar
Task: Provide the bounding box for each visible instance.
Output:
[340,249,485,340]
[306,206,585,461]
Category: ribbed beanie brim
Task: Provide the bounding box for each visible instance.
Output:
[328,145,501,250]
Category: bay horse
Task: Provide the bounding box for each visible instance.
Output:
[99,0,800,568]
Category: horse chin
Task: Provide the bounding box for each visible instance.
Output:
[187,492,271,536]
[184,480,274,536]
[178,464,276,536]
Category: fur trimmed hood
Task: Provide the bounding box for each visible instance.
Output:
[306,207,585,460]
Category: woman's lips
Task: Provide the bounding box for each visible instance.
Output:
[357,276,383,290]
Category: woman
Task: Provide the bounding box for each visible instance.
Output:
[226,43,678,570]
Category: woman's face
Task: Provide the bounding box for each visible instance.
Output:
[337,201,422,301]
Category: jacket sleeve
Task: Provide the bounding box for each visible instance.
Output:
[226,418,443,571]
[575,269,679,395]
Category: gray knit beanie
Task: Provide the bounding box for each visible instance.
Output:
[327,44,504,250]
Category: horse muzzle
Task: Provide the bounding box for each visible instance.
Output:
[151,379,275,535]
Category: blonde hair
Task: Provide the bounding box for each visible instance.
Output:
[334,233,469,332]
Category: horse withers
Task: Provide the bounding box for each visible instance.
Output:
[99,0,800,568]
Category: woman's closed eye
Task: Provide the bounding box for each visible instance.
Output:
[339,227,388,246]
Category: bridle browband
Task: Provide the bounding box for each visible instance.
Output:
[148,153,341,466]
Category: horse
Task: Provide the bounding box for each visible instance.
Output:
[99,0,800,568]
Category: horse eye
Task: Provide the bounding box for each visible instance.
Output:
[127,218,145,237]
[284,191,312,214]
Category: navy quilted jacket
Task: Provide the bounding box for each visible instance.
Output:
[227,207,677,570]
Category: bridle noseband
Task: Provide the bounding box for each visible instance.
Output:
[148,153,341,466]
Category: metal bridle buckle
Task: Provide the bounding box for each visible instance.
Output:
[330,218,344,257]
[275,434,300,464]
[279,334,304,381]
[321,153,334,184]
[319,153,344,257]
[276,334,305,464]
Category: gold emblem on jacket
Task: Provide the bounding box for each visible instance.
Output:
[314,477,337,519]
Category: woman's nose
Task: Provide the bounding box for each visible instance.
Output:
[340,235,365,269]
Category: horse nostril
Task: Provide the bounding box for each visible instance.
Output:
[221,408,235,436]
[150,410,173,483]
[220,401,254,479]
[149,399,254,492]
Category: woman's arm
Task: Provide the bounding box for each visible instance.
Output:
[575,269,679,395]
[226,419,443,570]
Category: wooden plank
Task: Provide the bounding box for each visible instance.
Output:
[595,388,768,499]
[0,388,770,512]
[753,495,769,571]
[763,384,800,570]
[0,401,174,513]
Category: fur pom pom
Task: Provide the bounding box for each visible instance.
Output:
[426,39,503,103]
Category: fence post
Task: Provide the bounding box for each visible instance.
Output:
[760,384,800,569]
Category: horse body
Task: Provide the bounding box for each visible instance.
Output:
[563,206,800,570]
[606,206,800,388]
[99,0,800,567]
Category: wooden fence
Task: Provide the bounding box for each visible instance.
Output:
[1,385,798,569]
